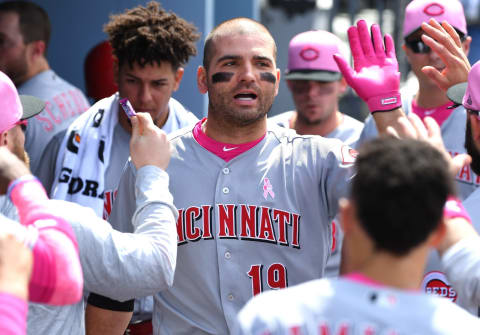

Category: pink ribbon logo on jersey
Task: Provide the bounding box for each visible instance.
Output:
[263,178,275,199]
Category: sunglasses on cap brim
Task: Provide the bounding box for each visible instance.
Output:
[406,34,466,54]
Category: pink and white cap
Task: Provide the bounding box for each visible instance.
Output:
[447,61,480,111]
[403,0,467,38]
[0,71,45,133]
[285,30,348,82]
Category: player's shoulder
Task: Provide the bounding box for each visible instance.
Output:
[167,124,196,144]
[426,295,480,332]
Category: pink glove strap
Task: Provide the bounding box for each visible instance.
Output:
[444,197,472,223]
[28,238,56,303]
[366,92,402,113]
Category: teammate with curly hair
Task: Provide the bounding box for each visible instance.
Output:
[34,2,199,334]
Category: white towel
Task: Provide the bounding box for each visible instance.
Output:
[51,93,119,217]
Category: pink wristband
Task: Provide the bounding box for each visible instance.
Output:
[444,197,472,223]
[366,92,402,113]
[0,292,27,335]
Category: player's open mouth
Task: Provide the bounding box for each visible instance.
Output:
[234,93,258,101]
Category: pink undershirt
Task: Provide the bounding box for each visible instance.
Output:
[0,292,27,335]
[192,118,265,162]
[411,99,454,127]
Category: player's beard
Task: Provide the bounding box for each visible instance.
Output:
[11,143,30,169]
[3,50,29,86]
[465,118,480,175]
[208,82,275,127]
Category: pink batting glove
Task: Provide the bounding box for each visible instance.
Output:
[333,20,401,113]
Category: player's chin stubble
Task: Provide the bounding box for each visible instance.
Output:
[465,119,480,175]
[208,73,276,127]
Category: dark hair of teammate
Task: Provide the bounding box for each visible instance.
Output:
[352,137,455,256]
[104,1,199,70]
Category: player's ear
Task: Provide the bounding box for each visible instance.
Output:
[428,219,447,248]
[274,68,280,96]
[339,198,353,234]
[0,131,8,147]
[197,66,208,94]
[173,67,184,92]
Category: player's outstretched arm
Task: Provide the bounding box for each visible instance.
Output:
[0,147,83,306]
[334,20,414,138]
[437,201,480,306]
[421,18,471,91]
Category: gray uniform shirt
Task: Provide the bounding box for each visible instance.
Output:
[110,125,354,334]
[19,70,90,174]
[234,277,480,334]
[268,111,364,278]
[22,166,178,335]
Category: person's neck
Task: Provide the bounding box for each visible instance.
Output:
[293,110,343,136]
[118,102,170,134]
[204,113,267,144]
[415,84,449,109]
[356,246,429,290]
[16,58,49,87]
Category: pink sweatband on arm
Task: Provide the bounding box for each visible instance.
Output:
[367,92,402,113]
[444,197,472,223]
[0,292,27,335]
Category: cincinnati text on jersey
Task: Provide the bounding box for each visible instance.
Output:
[176,205,301,248]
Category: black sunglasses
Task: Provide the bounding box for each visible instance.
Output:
[406,34,467,54]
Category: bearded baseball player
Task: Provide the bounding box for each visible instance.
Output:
[101,17,413,334]
[0,1,90,174]
[357,0,478,201]
[235,136,480,335]
[396,18,480,315]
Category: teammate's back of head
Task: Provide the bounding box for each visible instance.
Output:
[0,1,50,50]
[352,137,454,256]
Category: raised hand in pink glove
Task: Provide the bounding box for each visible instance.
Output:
[333,20,401,113]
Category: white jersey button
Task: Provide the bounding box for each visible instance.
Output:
[222,168,230,175]
[227,294,234,301]
[225,251,231,259]
[222,187,229,194]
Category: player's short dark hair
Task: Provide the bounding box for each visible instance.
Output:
[104,1,199,71]
[352,137,455,256]
[0,1,50,49]
[203,17,277,71]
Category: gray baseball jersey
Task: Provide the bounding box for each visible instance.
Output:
[357,92,479,200]
[18,70,90,174]
[110,124,355,334]
[268,111,364,278]
[234,276,480,334]
[441,236,480,308]
[24,166,177,335]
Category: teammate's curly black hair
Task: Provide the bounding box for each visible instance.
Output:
[104,1,199,70]
[352,137,455,256]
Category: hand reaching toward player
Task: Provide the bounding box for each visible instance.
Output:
[0,147,31,195]
[334,20,401,113]
[421,19,471,91]
[130,113,171,170]
[387,113,471,177]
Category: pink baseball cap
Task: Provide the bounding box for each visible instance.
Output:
[0,71,45,133]
[447,61,480,111]
[285,30,348,82]
[403,0,467,38]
